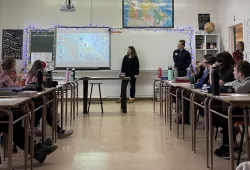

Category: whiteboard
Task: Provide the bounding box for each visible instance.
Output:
[111,29,192,70]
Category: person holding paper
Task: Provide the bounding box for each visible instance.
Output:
[117,46,140,103]
[173,40,191,77]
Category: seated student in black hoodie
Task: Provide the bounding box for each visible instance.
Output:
[116,46,140,103]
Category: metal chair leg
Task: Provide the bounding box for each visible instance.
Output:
[88,84,93,113]
[98,84,104,113]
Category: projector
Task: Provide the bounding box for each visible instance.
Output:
[60,0,76,12]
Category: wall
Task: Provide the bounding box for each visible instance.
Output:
[217,0,250,51]
[0,0,218,98]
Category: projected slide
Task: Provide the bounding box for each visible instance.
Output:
[56,28,110,69]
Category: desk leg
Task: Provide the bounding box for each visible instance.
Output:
[6,109,13,170]
[72,82,76,119]
[29,101,35,170]
[83,80,89,114]
[176,88,180,139]
[159,82,163,117]
[24,103,29,170]
[153,80,156,113]
[169,88,172,131]
[228,105,234,170]
[164,85,167,123]
[181,89,185,140]
[204,97,209,168]
[76,81,79,116]
[42,96,47,142]
[52,91,57,143]
[60,87,64,129]
[244,108,250,161]
[68,83,73,125]
[208,99,214,170]
[121,81,127,113]
[191,93,197,153]
[65,85,68,125]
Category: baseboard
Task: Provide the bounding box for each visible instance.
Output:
[62,97,153,101]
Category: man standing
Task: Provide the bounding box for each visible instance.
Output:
[173,40,191,77]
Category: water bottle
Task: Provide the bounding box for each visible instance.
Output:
[46,70,52,88]
[70,68,75,81]
[158,67,162,78]
[189,68,195,84]
[168,66,173,80]
[36,69,43,92]
[212,66,220,95]
[65,68,69,83]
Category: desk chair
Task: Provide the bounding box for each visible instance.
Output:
[88,83,103,113]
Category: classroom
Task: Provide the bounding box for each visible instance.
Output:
[0,0,250,170]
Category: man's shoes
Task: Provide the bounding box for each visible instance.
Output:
[58,129,74,139]
[128,98,135,103]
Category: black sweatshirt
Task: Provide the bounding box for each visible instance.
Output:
[121,55,140,77]
[173,49,191,70]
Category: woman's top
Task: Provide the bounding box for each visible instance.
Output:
[194,69,210,88]
[24,73,46,85]
[232,50,243,63]
[121,55,140,77]
[218,67,235,83]
[0,71,20,88]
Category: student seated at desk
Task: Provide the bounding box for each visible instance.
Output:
[25,60,73,138]
[0,113,58,162]
[0,57,57,162]
[181,55,215,124]
[194,54,216,88]
[210,52,235,86]
[214,61,250,159]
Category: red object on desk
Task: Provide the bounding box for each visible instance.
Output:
[158,67,162,78]
[175,77,189,83]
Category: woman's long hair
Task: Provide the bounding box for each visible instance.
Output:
[216,52,234,69]
[28,60,44,80]
[128,46,137,58]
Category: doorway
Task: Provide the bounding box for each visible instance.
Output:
[233,24,243,49]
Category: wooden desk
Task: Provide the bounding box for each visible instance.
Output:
[206,93,250,170]
[32,88,57,143]
[0,97,32,170]
[57,79,79,128]
[80,76,131,114]
[153,78,162,113]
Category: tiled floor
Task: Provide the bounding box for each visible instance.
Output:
[0,101,244,170]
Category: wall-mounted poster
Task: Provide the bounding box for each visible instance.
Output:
[123,0,174,28]
[1,29,23,59]
[198,14,210,30]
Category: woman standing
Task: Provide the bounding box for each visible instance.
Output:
[117,46,140,103]
[232,41,244,63]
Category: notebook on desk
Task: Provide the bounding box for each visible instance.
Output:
[17,91,38,97]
